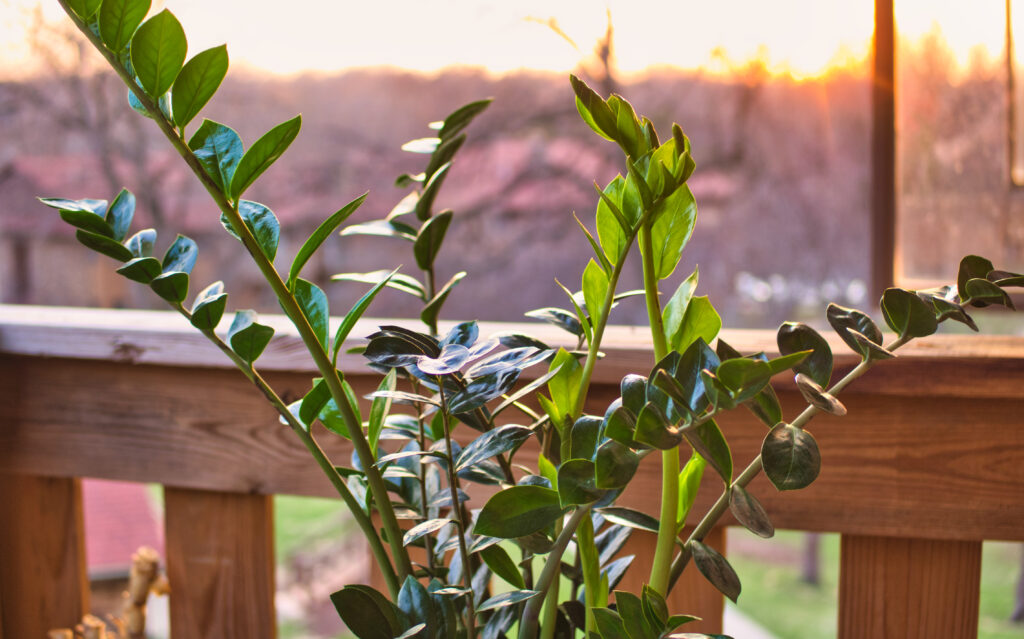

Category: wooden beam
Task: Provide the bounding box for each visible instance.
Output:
[838,535,981,638]
[0,474,88,638]
[872,0,897,296]
[164,487,276,638]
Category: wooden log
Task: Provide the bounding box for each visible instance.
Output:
[838,535,981,638]
[0,474,88,638]
[164,487,276,638]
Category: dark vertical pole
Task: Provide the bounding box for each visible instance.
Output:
[871,0,896,298]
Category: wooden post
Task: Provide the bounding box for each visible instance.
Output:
[164,487,276,638]
[838,535,982,638]
[871,0,897,296]
[0,474,89,638]
[620,527,725,634]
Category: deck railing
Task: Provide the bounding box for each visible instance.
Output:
[1,304,1022,638]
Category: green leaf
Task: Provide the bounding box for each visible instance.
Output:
[402,518,452,547]
[299,378,332,429]
[684,419,732,485]
[117,256,162,283]
[715,358,772,403]
[99,0,150,52]
[66,0,102,20]
[293,278,329,350]
[544,349,583,433]
[438,98,491,140]
[75,229,133,262]
[570,416,601,460]
[397,577,438,639]
[748,383,783,428]
[595,439,639,489]
[677,451,706,529]
[761,423,821,491]
[189,281,227,329]
[593,608,630,639]
[474,485,564,538]
[595,176,630,264]
[413,209,452,270]
[476,590,541,613]
[149,271,188,302]
[221,200,280,261]
[479,544,526,590]
[228,310,275,365]
[557,458,601,507]
[662,266,699,347]
[777,322,833,388]
[172,45,229,130]
[188,119,243,193]
[332,270,425,300]
[330,585,401,639]
[649,185,697,279]
[729,485,774,538]
[689,540,741,603]
[162,234,197,274]
[582,259,609,324]
[367,370,395,454]
[826,304,883,360]
[668,296,721,354]
[125,229,156,258]
[420,271,466,328]
[230,115,302,200]
[616,590,660,639]
[288,193,367,288]
[59,208,115,238]
[881,287,939,338]
[957,255,995,303]
[330,269,397,363]
[964,278,1015,309]
[525,307,583,337]
[634,401,682,450]
[597,506,660,533]
[131,10,187,98]
[570,74,616,141]
[794,374,847,416]
[105,188,135,242]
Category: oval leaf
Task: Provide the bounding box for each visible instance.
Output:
[777,322,833,388]
[761,423,821,491]
[172,45,229,130]
[188,119,243,193]
[228,310,275,365]
[130,10,187,98]
[474,485,564,539]
[293,278,329,350]
[728,485,774,538]
[689,540,741,603]
[99,0,150,52]
[881,287,939,338]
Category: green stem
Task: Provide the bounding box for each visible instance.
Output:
[439,387,476,638]
[576,513,602,634]
[55,0,413,584]
[666,334,913,590]
[518,506,592,639]
[638,219,677,595]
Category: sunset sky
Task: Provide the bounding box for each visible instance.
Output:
[0,0,1010,79]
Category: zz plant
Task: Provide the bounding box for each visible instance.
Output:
[43,1,1022,638]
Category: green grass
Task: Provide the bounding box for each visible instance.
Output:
[727,530,1024,639]
[274,494,353,561]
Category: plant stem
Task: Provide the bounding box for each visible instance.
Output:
[638,219,677,595]
[439,386,476,638]
[518,506,592,639]
[666,334,913,589]
[576,512,601,633]
[55,0,413,584]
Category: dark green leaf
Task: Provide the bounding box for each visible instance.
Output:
[66,0,102,20]
[287,193,367,287]
[777,322,833,388]
[881,287,939,338]
[231,200,280,260]
[524,307,582,337]
[298,378,332,429]
[403,518,451,547]
[228,310,274,365]
[662,266,699,346]
[125,228,156,258]
[595,439,639,489]
[794,373,846,416]
[592,608,630,639]
[117,256,162,283]
[642,584,670,629]
[650,184,697,280]
[634,402,681,450]
[230,115,302,200]
[293,278,329,350]
[729,485,774,538]
[59,207,115,238]
[415,162,452,221]
[476,589,540,613]
[620,373,648,415]
[715,358,772,403]
[747,383,783,428]
[479,544,526,590]
[397,576,438,639]
[684,418,733,485]
[557,458,601,507]
[964,278,1015,309]
[492,366,560,417]
[39,196,106,216]
[331,269,397,363]
[172,45,229,130]
[689,540,741,603]
[99,0,150,52]
[932,296,979,331]
[420,271,466,328]
[413,210,452,270]
[330,585,401,639]
[570,416,601,460]
[826,304,882,359]
[616,590,660,639]
[456,425,533,473]
[130,10,187,98]
[446,368,521,415]
[437,98,491,140]
[149,270,188,302]
[761,423,821,491]
[75,229,133,262]
[474,485,564,538]
[596,506,659,533]
[189,281,227,329]
[367,370,395,454]
[188,119,243,193]
[162,234,197,274]
[574,213,613,274]
[105,188,135,241]
[957,255,995,303]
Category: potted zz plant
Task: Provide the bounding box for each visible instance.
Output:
[42,0,1021,637]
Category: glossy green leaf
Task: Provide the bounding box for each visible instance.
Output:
[593,608,630,639]
[402,518,451,547]
[189,281,227,330]
[595,176,630,263]
[366,370,395,454]
[597,506,660,533]
[964,278,1015,309]
[668,296,721,354]
[557,458,601,506]
[333,269,423,298]
[649,185,697,280]
[230,115,302,200]
[690,540,741,603]
[672,338,720,414]
[642,583,670,629]
[66,0,102,20]
[231,200,280,261]
[397,576,438,639]
[616,590,660,639]
[729,485,774,538]
[331,269,397,363]
[75,229,133,262]
[59,207,115,238]
[881,287,939,338]
[188,119,243,193]
[420,271,466,329]
[595,439,639,489]
[330,585,402,639]
[608,95,644,157]
[162,234,197,274]
[582,259,610,325]
[794,374,847,416]
[748,383,783,428]
[715,358,772,403]
[555,280,593,344]
[932,296,979,331]
[569,416,601,460]
[99,0,150,52]
[777,322,833,388]
[479,544,526,590]
[761,423,821,491]
[125,229,156,258]
[131,10,187,98]
[415,162,452,221]
[117,256,162,283]
[826,303,883,359]
[446,368,520,415]
[286,193,367,288]
[683,419,732,485]
[957,255,995,302]
[602,402,639,447]
[105,188,135,241]
[413,209,452,270]
[293,278,329,350]
[524,307,583,337]
[570,74,616,141]
[437,98,491,140]
[477,589,541,613]
[172,45,229,130]
[662,266,698,345]
[544,348,583,432]
[474,485,564,538]
[677,451,706,529]
[40,196,107,216]
[149,271,188,302]
[228,309,274,365]
[634,401,682,449]
[298,378,332,429]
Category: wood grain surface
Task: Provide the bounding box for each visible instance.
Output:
[0,474,88,638]
[164,487,276,638]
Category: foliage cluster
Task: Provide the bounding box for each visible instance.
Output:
[44,1,1021,638]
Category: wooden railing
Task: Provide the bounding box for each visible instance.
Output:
[1,304,1022,638]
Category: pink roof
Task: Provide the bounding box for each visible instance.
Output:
[82,479,163,577]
